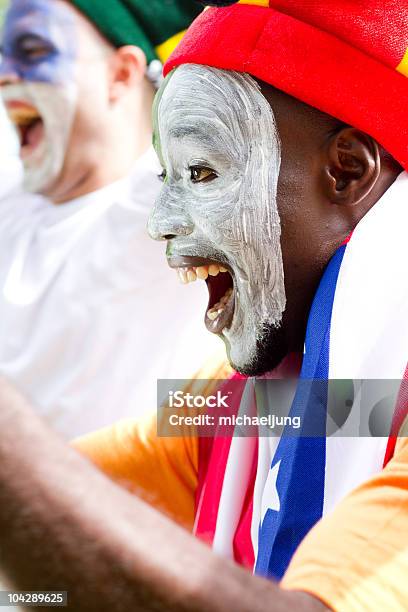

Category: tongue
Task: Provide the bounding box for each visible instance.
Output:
[25,119,44,151]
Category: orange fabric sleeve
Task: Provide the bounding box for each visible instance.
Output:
[73,413,198,530]
[72,350,232,531]
[282,436,408,611]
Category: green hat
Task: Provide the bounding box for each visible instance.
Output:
[71,0,202,64]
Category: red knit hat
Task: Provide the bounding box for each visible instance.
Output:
[165,1,408,170]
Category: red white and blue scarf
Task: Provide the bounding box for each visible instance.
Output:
[194,172,408,578]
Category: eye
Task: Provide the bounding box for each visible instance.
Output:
[158,169,167,182]
[190,166,218,184]
[14,34,54,63]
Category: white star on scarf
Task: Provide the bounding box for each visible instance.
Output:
[261,460,281,524]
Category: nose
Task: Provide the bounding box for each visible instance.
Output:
[0,73,19,86]
[148,188,194,241]
[0,58,20,86]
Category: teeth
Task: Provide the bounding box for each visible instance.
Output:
[176,264,231,285]
[206,305,226,321]
[219,288,233,305]
[208,264,229,277]
[195,266,209,280]
[208,264,220,276]
[8,107,41,127]
[178,269,188,284]
[206,286,233,322]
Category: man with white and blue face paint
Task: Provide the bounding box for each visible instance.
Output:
[0,0,202,199]
[0,0,80,194]
[0,0,221,438]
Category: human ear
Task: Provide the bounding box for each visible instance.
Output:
[323,127,380,206]
[108,45,147,102]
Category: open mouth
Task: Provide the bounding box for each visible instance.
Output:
[168,255,235,335]
[6,101,44,160]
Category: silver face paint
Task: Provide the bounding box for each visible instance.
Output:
[149,65,286,372]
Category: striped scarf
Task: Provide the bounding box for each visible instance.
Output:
[194,172,408,577]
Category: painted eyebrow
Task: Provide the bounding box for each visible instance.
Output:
[168,126,219,146]
[169,126,202,138]
[5,26,54,45]
[14,32,51,44]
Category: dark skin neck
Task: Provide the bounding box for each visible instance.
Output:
[257,81,401,366]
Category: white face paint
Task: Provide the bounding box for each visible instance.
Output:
[149,65,286,373]
[2,82,77,193]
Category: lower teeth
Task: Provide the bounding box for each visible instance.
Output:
[207,310,219,321]
[207,287,233,321]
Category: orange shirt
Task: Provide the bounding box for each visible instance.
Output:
[74,409,408,611]
[73,357,232,530]
[74,412,198,530]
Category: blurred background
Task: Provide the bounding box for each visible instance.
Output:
[0,0,7,21]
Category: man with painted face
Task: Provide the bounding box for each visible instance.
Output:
[0,0,222,438]
[0,1,407,610]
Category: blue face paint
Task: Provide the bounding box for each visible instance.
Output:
[0,0,77,84]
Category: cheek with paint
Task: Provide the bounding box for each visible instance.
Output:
[152,65,286,371]
[0,0,79,193]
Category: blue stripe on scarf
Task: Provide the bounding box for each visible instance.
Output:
[255,244,347,579]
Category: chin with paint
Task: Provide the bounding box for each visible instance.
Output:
[149,65,286,376]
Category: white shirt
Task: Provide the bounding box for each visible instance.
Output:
[0,148,220,438]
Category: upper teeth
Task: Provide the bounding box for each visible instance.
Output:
[176,264,228,284]
[8,107,41,127]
